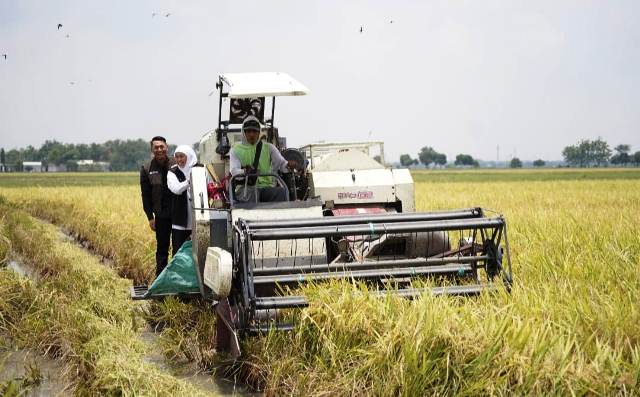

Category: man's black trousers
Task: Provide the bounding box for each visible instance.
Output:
[155,217,172,276]
[171,229,192,257]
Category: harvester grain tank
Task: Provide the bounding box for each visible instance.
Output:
[132,72,513,355]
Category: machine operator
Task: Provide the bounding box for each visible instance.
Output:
[230,115,295,202]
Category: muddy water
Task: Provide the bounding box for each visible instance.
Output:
[3,256,254,396]
[8,259,38,280]
[139,328,256,396]
[3,260,65,395]
[0,345,68,396]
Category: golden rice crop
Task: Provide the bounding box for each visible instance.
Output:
[0,200,210,396]
[1,185,154,284]
[246,177,640,395]
[1,185,221,373]
[1,170,639,395]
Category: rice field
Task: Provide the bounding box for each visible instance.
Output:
[0,169,639,395]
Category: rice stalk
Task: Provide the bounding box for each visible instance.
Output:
[1,172,639,395]
[0,202,211,396]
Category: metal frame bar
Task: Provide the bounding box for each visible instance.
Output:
[502,222,514,289]
[248,218,505,241]
[217,76,224,130]
[252,255,490,276]
[253,263,474,285]
[243,207,484,229]
[268,96,276,144]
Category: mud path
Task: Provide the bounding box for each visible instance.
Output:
[139,328,254,396]
[0,339,68,397]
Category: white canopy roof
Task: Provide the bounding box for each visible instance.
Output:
[220,72,310,98]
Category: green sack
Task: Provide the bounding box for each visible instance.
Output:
[145,240,200,297]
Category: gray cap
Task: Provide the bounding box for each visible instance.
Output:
[242,115,262,133]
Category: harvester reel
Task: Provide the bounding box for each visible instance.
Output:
[227,208,514,335]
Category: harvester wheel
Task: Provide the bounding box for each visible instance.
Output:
[483,240,502,280]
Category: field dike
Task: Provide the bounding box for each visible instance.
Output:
[0,200,211,396]
[2,176,640,395]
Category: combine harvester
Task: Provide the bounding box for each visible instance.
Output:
[132,73,513,355]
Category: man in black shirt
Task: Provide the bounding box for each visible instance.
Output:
[140,136,175,276]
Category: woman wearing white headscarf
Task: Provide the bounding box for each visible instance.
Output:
[167,144,198,255]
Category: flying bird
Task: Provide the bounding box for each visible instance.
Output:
[57,23,63,30]
[66,34,70,38]
[69,82,75,85]
[359,26,363,33]
[2,54,6,60]
[165,13,171,17]
[390,20,393,24]
[152,12,157,17]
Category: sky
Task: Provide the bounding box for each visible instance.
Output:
[1,0,639,162]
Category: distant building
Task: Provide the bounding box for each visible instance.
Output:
[22,161,43,172]
[76,159,111,172]
[46,164,66,172]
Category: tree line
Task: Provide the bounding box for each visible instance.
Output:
[562,139,640,168]
[400,147,488,168]
[0,140,175,172]
[3,137,639,172]
[400,139,640,169]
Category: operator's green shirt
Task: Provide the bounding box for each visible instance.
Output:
[232,142,272,187]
